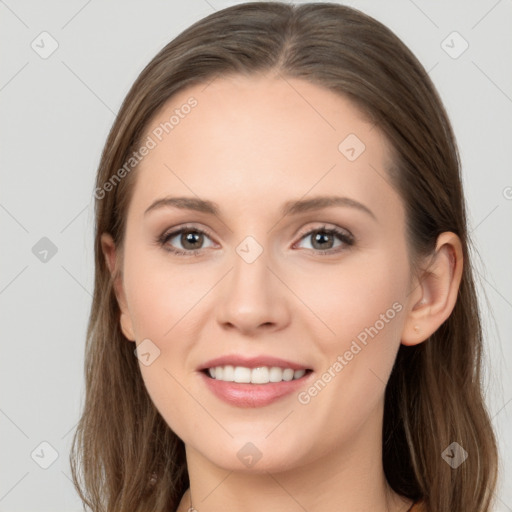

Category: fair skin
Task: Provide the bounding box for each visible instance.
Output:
[101,74,463,512]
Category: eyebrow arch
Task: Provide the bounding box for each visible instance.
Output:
[144,195,376,220]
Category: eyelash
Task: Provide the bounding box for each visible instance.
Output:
[157,223,355,257]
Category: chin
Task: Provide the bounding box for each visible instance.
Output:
[192,438,308,475]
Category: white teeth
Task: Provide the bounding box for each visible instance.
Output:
[207,365,308,384]
[222,365,235,381]
[269,366,283,382]
[251,367,269,384]
[233,366,251,383]
[282,368,294,381]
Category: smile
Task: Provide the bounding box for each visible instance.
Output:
[206,365,310,384]
[200,366,314,408]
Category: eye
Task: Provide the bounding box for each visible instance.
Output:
[157,223,354,257]
[158,225,216,256]
[294,225,354,254]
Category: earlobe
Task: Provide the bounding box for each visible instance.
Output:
[119,311,136,342]
[100,233,136,342]
[100,233,117,275]
[401,232,463,346]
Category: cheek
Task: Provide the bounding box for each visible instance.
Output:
[297,253,408,343]
[297,264,407,447]
[123,246,203,340]
[122,247,205,439]
[301,251,408,418]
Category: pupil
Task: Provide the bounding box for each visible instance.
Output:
[183,231,202,249]
[313,231,333,249]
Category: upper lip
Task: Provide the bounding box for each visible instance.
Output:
[198,355,312,371]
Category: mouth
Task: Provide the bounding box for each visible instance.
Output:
[198,363,314,408]
[201,366,314,384]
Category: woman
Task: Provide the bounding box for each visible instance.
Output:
[70,3,499,511]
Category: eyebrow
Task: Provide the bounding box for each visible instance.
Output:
[144,195,376,220]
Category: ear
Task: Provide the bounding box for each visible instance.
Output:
[401,232,463,346]
[100,232,136,342]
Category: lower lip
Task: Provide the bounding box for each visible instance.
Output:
[199,370,313,408]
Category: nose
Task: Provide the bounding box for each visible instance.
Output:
[216,244,291,336]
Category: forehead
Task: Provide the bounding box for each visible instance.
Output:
[130,74,399,221]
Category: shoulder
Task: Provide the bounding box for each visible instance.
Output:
[410,500,427,512]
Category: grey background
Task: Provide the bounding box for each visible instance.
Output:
[1,0,511,510]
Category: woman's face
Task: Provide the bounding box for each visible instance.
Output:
[105,74,417,472]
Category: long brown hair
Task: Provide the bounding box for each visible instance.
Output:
[69,3,499,511]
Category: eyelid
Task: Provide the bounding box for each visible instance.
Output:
[162,223,216,240]
[158,223,218,249]
[294,222,353,242]
[158,222,355,256]
[161,221,353,241]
